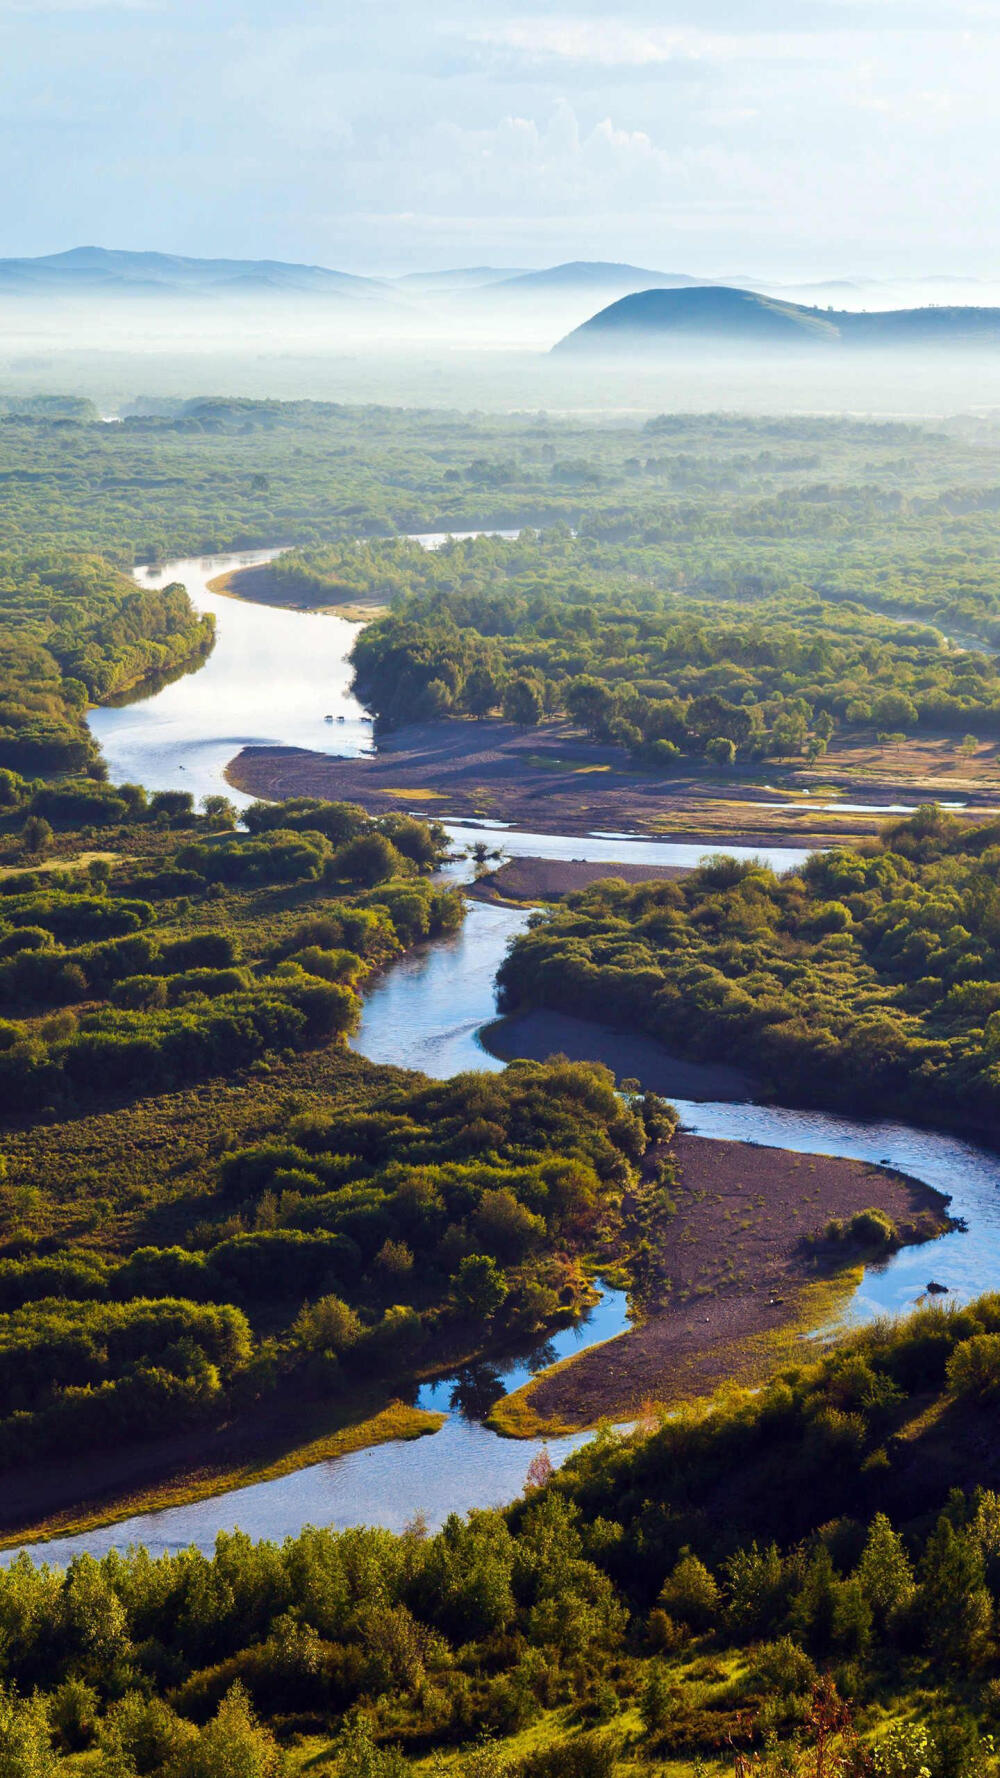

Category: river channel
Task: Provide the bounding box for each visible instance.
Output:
[17,545,993,1566]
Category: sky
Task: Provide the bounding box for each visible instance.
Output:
[1,0,997,279]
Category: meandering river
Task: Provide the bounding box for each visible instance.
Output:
[20,545,992,1566]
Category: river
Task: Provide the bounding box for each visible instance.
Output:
[17,543,989,1566]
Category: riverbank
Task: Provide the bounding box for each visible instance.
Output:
[490,1130,949,1437]
[226,718,999,843]
[209,563,389,623]
[468,857,692,903]
[0,1394,444,1550]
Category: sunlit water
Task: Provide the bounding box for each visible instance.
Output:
[29,542,993,1566]
[90,536,521,806]
[89,552,373,807]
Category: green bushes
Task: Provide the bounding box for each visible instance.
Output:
[0,551,214,774]
[496,813,1000,1128]
[823,1209,899,1251]
[0,1296,251,1465]
[0,817,456,1104]
[947,1333,1000,1403]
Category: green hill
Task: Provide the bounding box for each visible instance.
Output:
[555,284,1000,351]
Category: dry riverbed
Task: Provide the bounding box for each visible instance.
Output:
[228,717,999,843]
[492,1131,948,1437]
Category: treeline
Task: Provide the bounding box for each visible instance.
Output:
[6,1296,1000,1771]
[347,532,1000,760]
[498,805,1000,1127]
[0,799,459,1110]
[0,551,214,773]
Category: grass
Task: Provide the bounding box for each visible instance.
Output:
[381,786,449,800]
[0,850,118,878]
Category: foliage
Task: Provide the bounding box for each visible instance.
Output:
[0,553,213,773]
[496,808,1000,1126]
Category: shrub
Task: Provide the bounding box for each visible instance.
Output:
[453,1254,508,1319]
[658,1550,720,1631]
[291,1295,362,1356]
[519,1733,616,1778]
[334,833,405,887]
[947,1333,1000,1404]
[749,1636,819,1699]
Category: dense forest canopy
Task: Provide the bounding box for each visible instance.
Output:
[497,806,1000,1128]
[0,552,213,773]
[346,532,1000,758]
[7,402,1000,774]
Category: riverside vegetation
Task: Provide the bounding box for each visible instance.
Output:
[3,397,1000,1772]
[0,788,681,1525]
[495,805,1000,1131]
[6,1297,1000,1774]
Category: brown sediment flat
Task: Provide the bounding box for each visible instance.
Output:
[509,1132,950,1430]
[469,857,691,904]
[483,1006,757,1102]
[227,719,1000,843]
[225,725,882,846]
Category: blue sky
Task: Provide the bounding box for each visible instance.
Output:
[1,0,996,277]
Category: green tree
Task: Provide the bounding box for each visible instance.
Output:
[704,736,737,768]
[201,795,238,830]
[453,1254,508,1319]
[856,1513,915,1625]
[502,677,544,727]
[917,1516,993,1665]
[0,1686,55,1778]
[659,1549,720,1630]
[21,817,52,858]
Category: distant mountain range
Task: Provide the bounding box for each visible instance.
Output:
[0,249,705,312]
[473,261,704,299]
[0,247,390,301]
[7,254,1000,360]
[554,286,1000,351]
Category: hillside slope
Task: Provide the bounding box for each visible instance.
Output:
[555,284,1000,350]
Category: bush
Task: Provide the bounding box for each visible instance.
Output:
[334,833,405,887]
[749,1636,819,1699]
[658,1550,720,1631]
[291,1295,362,1356]
[519,1733,617,1778]
[947,1333,1000,1404]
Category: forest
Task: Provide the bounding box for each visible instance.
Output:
[4,1294,1000,1773]
[496,805,1000,1129]
[347,532,999,761]
[10,404,1000,785]
[0,552,214,774]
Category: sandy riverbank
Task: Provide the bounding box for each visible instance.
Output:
[227,717,1000,842]
[225,724,934,844]
[468,857,692,903]
[492,1130,949,1436]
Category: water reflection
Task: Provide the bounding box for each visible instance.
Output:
[6,1282,629,1565]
